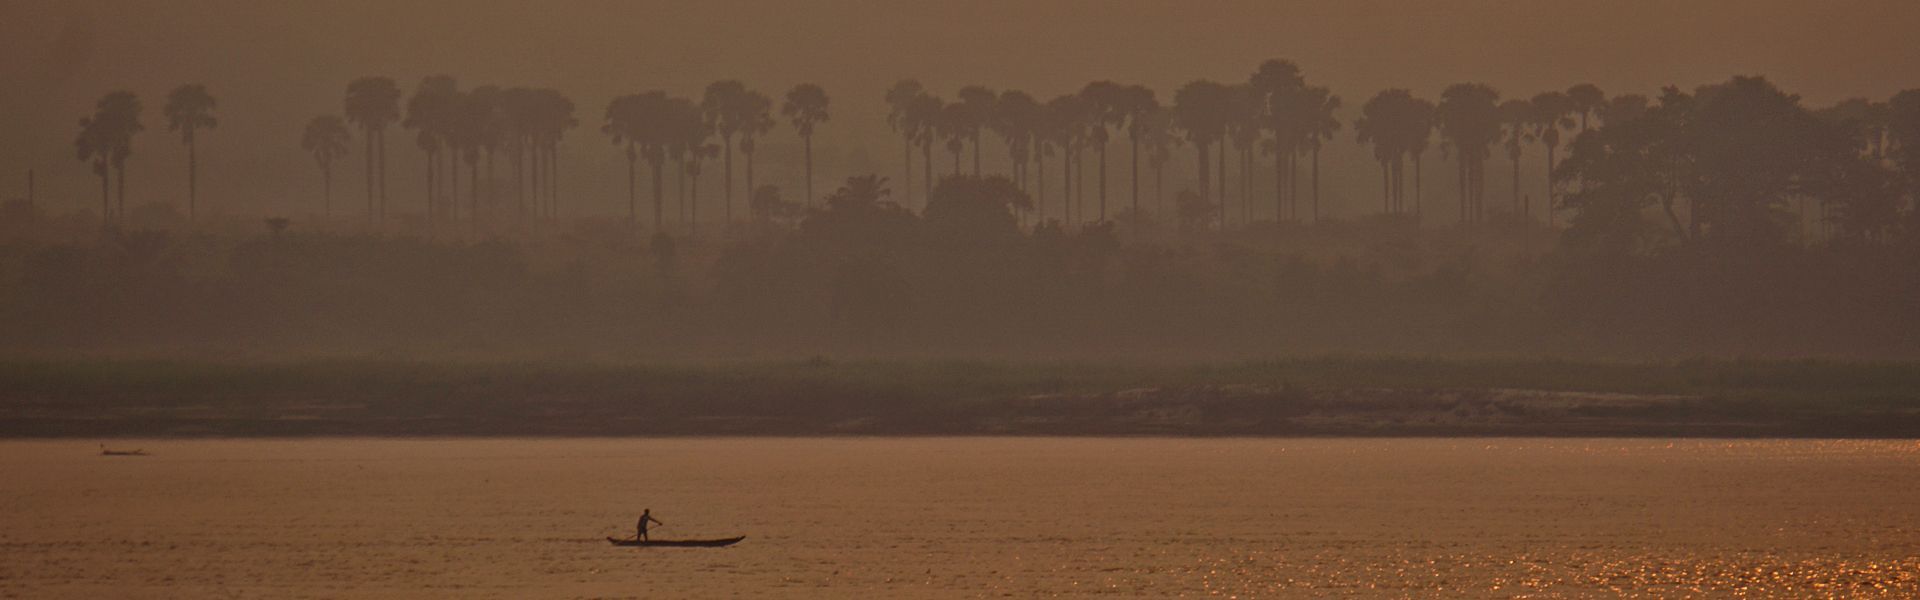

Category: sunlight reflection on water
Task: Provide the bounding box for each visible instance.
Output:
[1,438,1916,598]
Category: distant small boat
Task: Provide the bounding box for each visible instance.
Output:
[99,445,148,457]
[606,536,744,548]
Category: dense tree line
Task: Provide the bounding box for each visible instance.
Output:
[12,61,1920,358]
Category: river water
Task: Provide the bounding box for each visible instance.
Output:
[3,438,1917,598]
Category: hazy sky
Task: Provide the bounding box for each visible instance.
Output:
[3,0,1917,218]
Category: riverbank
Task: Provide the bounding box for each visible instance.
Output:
[2,358,1917,437]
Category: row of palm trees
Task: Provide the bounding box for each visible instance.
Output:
[72,85,217,227]
[317,77,580,228]
[601,81,831,232]
[72,62,1668,234]
[880,61,1346,230]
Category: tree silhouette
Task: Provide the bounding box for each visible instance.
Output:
[79,92,143,223]
[531,89,577,221]
[701,80,749,226]
[990,90,1041,222]
[1173,80,1232,230]
[1567,83,1605,132]
[1250,60,1305,221]
[345,77,401,225]
[738,90,775,218]
[908,93,945,206]
[783,83,831,207]
[604,94,648,225]
[404,75,459,221]
[1437,83,1502,223]
[1044,93,1093,226]
[955,86,998,175]
[885,80,927,207]
[1079,81,1125,222]
[74,112,114,227]
[1499,99,1535,216]
[162,84,216,222]
[1136,106,1182,219]
[1529,91,1576,225]
[300,115,352,216]
[1117,85,1159,220]
[1302,86,1341,222]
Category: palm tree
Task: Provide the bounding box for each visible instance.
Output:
[1045,93,1092,226]
[162,84,216,221]
[738,90,774,215]
[497,87,538,218]
[1356,90,1404,215]
[990,90,1041,218]
[74,114,114,226]
[938,103,969,176]
[1499,99,1535,216]
[1529,91,1576,225]
[1116,85,1159,219]
[885,80,927,207]
[85,92,143,221]
[604,94,648,225]
[1406,97,1436,220]
[301,115,352,216]
[466,85,505,221]
[1437,83,1502,223]
[1079,81,1125,222]
[907,93,944,206]
[1173,80,1232,229]
[404,75,458,221]
[783,83,831,206]
[1566,83,1605,132]
[1137,106,1182,220]
[345,77,402,224]
[1302,86,1341,222]
[529,89,576,220]
[701,80,749,224]
[956,86,997,175]
[1249,60,1304,221]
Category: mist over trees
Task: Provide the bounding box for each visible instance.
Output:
[5,59,1920,359]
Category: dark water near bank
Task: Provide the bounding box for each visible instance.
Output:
[3,439,1917,598]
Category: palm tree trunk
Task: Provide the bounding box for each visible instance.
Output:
[921,137,932,206]
[470,156,480,233]
[651,159,665,232]
[1413,152,1423,222]
[627,151,637,224]
[364,130,375,225]
[1097,141,1108,221]
[972,131,981,175]
[1196,141,1211,227]
[1129,137,1140,218]
[549,144,560,220]
[745,148,756,211]
[451,151,462,222]
[1036,145,1046,223]
[377,130,388,222]
[1382,160,1397,214]
[1274,145,1285,221]
[98,166,110,229]
[1311,145,1321,223]
[903,136,913,207]
[187,139,197,222]
[323,162,333,217]
[722,137,733,226]
[1512,154,1522,217]
[425,150,437,222]
[115,162,126,221]
[804,134,815,210]
[1544,145,1557,228]
[1216,139,1226,229]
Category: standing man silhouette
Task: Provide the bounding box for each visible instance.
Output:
[636,509,664,541]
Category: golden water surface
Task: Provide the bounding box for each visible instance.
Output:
[3,438,1917,598]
